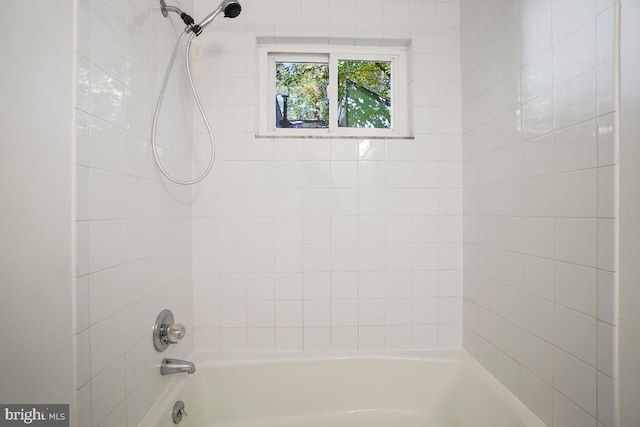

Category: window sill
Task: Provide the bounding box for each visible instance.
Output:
[254,134,415,140]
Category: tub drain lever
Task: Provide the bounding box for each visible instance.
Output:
[172,401,187,424]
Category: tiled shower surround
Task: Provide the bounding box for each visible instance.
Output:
[190,0,463,352]
[70,0,620,426]
[73,0,195,425]
[461,0,618,426]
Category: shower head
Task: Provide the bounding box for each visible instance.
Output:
[222,0,242,18]
[197,0,242,32]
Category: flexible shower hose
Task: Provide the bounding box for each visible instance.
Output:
[151,30,215,185]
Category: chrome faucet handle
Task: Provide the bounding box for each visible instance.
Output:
[166,322,186,343]
[153,309,187,352]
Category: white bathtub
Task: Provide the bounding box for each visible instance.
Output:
[139,350,545,427]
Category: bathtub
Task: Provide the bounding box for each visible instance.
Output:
[139,350,545,427]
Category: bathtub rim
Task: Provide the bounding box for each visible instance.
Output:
[192,348,466,367]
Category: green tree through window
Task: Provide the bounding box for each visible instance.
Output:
[275,60,391,129]
[338,60,391,128]
[276,62,329,128]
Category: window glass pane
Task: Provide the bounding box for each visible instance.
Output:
[338,60,391,129]
[275,62,329,128]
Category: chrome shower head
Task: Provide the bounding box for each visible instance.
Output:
[197,0,242,32]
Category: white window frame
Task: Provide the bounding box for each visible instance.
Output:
[258,42,409,138]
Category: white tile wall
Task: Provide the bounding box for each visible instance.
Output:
[69,0,622,425]
[74,0,195,425]
[192,0,463,352]
[461,1,618,426]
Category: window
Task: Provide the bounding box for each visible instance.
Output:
[275,57,329,129]
[258,40,409,137]
[337,60,391,129]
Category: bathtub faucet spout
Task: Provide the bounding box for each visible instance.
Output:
[160,358,196,375]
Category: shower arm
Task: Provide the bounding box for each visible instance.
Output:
[159,0,203,35]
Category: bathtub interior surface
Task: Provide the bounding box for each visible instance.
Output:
[139,351,545,427]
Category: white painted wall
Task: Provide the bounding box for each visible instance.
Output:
[618,1,640,425]
[0,0,75,410]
